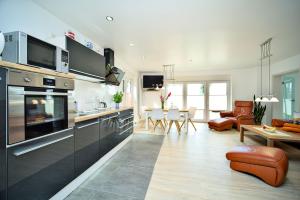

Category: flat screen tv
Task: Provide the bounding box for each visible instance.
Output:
[143,75,164,89]
[66,36,105,79]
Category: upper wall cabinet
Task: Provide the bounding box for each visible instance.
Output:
[66,37,105,80]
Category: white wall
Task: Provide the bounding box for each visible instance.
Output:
[0,0,138,118]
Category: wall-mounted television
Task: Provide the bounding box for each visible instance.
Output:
[143,75,164,89]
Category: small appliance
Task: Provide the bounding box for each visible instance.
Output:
[2,31,69,73]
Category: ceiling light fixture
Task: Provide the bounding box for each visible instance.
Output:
[106,16,114,21]
[129,43,134,47]
[255,38,279,103]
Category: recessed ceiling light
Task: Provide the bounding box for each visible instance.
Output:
[106,16,114,21]
[129,43,135,47]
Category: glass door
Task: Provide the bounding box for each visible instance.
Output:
[186,83,205,121]
[282,77,295,119]
[208,82,229,120]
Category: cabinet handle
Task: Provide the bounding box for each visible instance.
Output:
[77,121,99,129]
[13,135,73,157]
[102,115,118,121]
[119,121,133,129]
[119,115,134,122]
[119,125,133,135]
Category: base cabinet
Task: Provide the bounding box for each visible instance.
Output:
[74,119,100,176]
[7,128,74,200]
[99,114,119,158]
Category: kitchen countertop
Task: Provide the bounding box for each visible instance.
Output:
[75,107,134,123]
[0,60,75,79]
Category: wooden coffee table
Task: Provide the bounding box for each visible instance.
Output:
[240,125,300,147]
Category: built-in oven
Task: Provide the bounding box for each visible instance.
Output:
[7,69,75,145]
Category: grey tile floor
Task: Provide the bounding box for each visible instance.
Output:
[65,134,164,200]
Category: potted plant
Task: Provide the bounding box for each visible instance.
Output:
[160,92,171,109]
[113,91,123,109]
[253,95,267,125]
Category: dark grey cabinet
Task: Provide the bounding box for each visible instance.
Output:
[75,118,100,176]
[117,109,134,144]
[7,128,74,200]
[99,113,119,158]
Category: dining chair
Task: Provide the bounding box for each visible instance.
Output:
[147,111,155,127]
[180,107,197,131]
[167,109,182,134]
[151,108,165,131]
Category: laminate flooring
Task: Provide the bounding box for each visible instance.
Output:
[144,123,300,200]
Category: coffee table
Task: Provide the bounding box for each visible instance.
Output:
[240,125,300,147]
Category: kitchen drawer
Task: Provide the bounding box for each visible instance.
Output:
[7,128,74,200]
[75,118,100,176]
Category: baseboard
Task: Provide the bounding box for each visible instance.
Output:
[50,134,133,200]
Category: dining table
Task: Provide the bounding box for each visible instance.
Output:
[144,108,190,133]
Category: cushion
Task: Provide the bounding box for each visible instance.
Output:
[208,118,232,127]
[283,123,300,129]
[282,127,300,133]
[226,146,286,168]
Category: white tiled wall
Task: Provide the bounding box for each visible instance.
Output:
[73,79,118,111]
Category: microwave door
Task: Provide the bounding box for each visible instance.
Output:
[27,35,56,70]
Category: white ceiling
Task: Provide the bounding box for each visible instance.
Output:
[33,0,300,73]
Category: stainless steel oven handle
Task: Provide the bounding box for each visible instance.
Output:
[11,91,69,96]
[24,91,69,96]
[13,134,73,157]
[77,121,99,129]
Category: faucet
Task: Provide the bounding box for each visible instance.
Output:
[99,101,107,108]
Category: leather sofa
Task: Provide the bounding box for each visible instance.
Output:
[220,101,254,131]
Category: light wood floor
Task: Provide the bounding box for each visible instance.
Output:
[136,122,300,200]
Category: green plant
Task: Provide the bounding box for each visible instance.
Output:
[253,95,267,124]
[113,91,123,103]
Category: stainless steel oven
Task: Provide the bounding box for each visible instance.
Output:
[7,69,75,145]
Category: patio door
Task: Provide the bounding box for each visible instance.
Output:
[207,81,230,120]
[282,77,295,119]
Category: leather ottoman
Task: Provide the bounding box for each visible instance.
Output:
[208,118,233,131]
[226,146,288,187]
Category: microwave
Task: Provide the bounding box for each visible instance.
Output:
[2,31,69,73]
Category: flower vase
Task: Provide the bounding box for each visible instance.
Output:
[161,102,164,110]
[115,103,120,109]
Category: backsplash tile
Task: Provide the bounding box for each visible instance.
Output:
[73,79,117,111]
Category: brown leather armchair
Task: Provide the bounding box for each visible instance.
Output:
[220,101,254,130]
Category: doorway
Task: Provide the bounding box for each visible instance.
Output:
[282,76,295,119]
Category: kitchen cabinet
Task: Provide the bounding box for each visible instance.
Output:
[74,118,100,176]
[117,109,134,144]
[99,113,119,158]
[7,128,74,200]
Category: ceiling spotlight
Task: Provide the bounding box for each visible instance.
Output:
[106,16,114,21]
[129,43,135,47]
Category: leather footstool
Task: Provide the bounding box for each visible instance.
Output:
[226,146,288,187]
[208,118,233,131]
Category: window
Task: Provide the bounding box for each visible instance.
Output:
[208,82,229,120]
[165,81,230,121]
[186,83,205,120]
[166,84,183,109]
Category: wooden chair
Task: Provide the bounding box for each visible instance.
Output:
[167,109,182,134]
